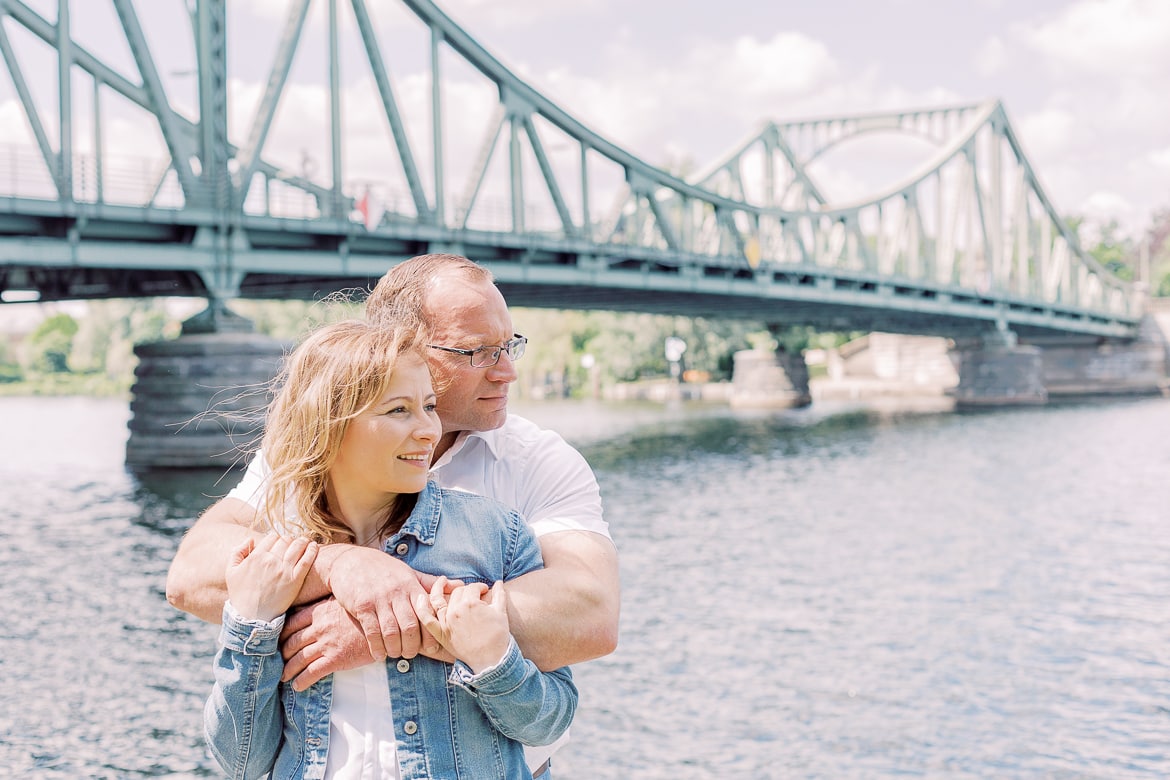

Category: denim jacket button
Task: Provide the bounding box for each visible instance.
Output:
[396,659,411,673]
[395,542,410,556]
[403,720,418,735]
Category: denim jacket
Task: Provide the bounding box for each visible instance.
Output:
[203,481,577,779]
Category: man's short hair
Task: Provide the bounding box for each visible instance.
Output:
[366,253,494,329]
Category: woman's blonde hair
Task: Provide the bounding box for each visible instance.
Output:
[259,312,429,544]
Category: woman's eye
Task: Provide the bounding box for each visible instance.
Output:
[387,406,407,415]
[424,403,438,413]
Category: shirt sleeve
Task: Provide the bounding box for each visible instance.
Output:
[203,603,286,780]
[450,638,577,747]
[515,430,610,541]
[225,449,272,509]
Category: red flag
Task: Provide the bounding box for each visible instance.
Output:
[356,190,370,229]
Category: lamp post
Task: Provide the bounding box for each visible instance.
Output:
[665,336,686,383]
[580,353,599,399]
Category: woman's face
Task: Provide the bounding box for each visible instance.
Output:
[330,355,441,503]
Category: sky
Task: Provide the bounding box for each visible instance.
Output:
[428,0,1170,239]
[1,0,1168,242]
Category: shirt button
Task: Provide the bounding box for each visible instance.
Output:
[403,721,418,735]
[395,542,409,556]
[396,659,410,673]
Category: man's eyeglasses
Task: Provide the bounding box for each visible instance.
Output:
[428,334,527,368]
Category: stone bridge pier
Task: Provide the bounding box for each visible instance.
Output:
[125,302,288,470]
[729,347,812,409]
[950,312,1170,406]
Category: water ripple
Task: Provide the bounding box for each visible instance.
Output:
[2,396,1169,778]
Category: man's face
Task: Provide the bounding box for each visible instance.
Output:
[423,275,518,436]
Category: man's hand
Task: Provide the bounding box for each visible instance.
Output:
[281,582,462,691]
[320,548,463,662]
[324,546,432,660]
[280,598,375,690]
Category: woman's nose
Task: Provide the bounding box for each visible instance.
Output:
[415,416,440,441]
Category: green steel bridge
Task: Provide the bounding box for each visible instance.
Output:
[0,0,1144,344]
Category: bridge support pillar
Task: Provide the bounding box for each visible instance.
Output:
[949,337,1047,407]
[729,347,811,409]
[125,301,288,470]
[1034,316,1169,399]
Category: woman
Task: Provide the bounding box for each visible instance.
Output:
[203,316,576,779]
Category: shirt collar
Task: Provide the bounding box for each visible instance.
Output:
[391,480,443,546]
[431,423,505,469]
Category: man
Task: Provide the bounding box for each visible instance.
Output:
[166,253,620,777]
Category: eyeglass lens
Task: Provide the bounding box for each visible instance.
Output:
[471,337,525,367]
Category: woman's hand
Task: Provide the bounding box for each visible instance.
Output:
[415,577,512,673]
[225,533,318,622]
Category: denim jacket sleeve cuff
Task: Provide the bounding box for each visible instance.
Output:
[450,637,527,695]
[218,601,286,656]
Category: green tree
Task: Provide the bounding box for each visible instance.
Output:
[1069,216,1135,280]
[68,299,165,375]
[0,338,22,383]
[233,297,363,341]
[1144,207,1170,297]
[511,307,779,396]
[26,313,79,373]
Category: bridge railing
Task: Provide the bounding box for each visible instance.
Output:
[0,0,1143,332]
[676,100,1141,321]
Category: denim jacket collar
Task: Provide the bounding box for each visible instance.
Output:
[386,480,443,547]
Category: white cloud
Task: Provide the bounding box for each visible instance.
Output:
[1075,190,1145,239]
[1023,0,1170,77]
[1017,106,1079,157]
[974,35,1009,76]
[1149,147,1170,170]
[445,0,609,29]
[690,32,839,99]
[1080,190,1133,221]
[519,30,876,165]
[0,100,35,146]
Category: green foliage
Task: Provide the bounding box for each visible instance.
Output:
[27,313,79,373]
[1147,208,1170,296]
[5,300,183,394]
[233,297,364,341]
[1070,216,1135,280]
[0,338,21,383]
[70,299,174,379]
[0,356,21,383]
[510,307,835,396]
[3,298,870,398]
[1158,272,1170,298]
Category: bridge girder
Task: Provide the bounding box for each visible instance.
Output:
[0,0,1143,343]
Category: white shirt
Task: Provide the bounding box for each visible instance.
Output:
[325,665,400,779]
[226,413,610,774]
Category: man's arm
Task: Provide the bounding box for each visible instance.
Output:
[166,497,439,660]
[166,497,261,623]
[166,497,344,622]
[503,530,620,671]
[280,529,619,689]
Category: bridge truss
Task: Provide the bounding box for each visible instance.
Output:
[0,0,1142,341]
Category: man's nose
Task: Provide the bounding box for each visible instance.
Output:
[485,351,518,383]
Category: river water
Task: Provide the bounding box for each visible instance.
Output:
[1,394,1168,778]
